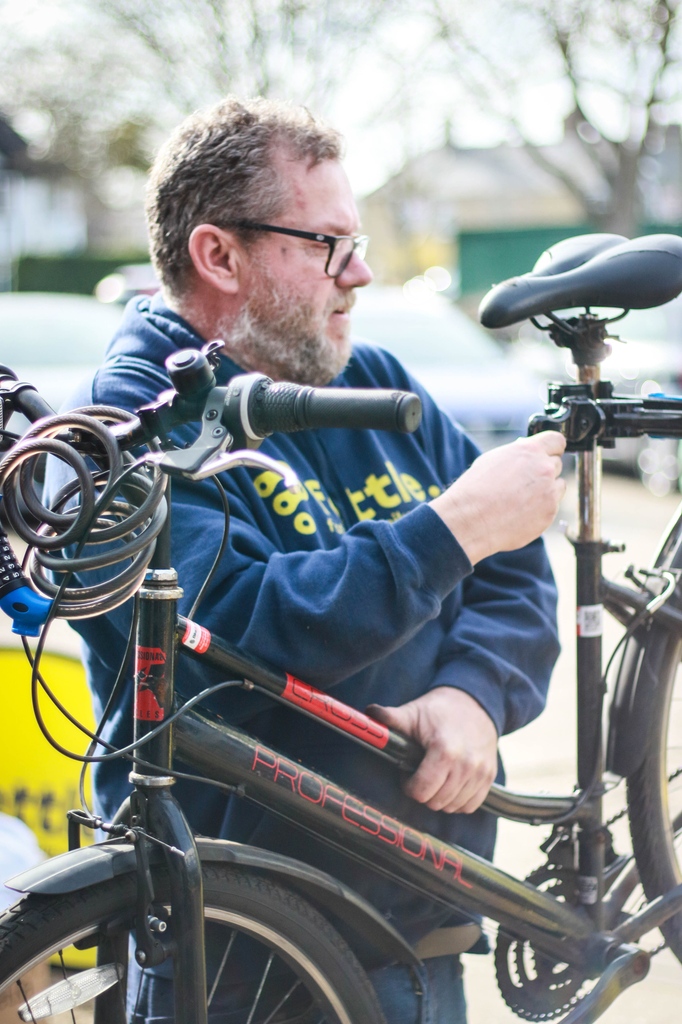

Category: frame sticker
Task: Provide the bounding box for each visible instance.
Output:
[576,604,603,638]
[181,620,212,654]
[283,674,389,749]
[134,646,167,721]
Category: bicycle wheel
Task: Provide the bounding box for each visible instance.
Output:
[0,861,387,1023]
[623,516,682,960]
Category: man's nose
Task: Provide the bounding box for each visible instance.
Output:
[336,251,373,289]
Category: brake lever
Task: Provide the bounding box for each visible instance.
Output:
[146,446,299,488]
[146,387,232,476]
[180,450,300,486]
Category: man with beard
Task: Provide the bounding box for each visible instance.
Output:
[52,97,565,1022]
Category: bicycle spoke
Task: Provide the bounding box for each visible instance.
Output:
[260,978,304,1024]
[132,960,145,1021]
[57,951,77,1024]
[245,950,274,1024]
[207,928,236,1007]
[16,977,38,1024]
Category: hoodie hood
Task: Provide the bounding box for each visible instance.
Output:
[105,293,245,385]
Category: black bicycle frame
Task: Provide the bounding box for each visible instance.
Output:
[41,328,680,1024]
[121,380,682,1024]
[168,608,682,977]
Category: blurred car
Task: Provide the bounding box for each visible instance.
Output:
[514,294,682,495]
[351,285,545,451]
[0,292,123,426]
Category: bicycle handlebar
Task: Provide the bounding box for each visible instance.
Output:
[0,349,422,630]
[0,366,56,426]
[239,375,422,438]
[162,348,422,447]
[109,351,422,456]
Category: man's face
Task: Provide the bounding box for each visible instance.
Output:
[224,156,372,386]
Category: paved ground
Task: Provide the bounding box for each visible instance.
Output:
[465,472,682,1023]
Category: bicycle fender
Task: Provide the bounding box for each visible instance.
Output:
[5,837,419,967]
[606,631,654,777]
[5,840,138,897]
[194,838,420,966]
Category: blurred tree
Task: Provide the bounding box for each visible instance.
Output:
[419,0,682,236]
[3,0,681,239]
[0,0,392,184]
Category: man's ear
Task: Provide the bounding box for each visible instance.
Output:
[188,224,244,295]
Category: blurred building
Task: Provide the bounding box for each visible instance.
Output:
[0,113,149,294]
[0,115,88,291]
[360,125,682,299]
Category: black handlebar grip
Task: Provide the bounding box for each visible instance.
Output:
[248,380,422,436]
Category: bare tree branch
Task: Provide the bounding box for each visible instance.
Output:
[0,0,394,186]
[417,0,682,234]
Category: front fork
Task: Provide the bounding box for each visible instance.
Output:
[126,566,208,1024]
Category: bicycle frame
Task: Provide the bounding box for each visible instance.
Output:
[118,540,676,1024]
[99,347,682,1022]
[8,330,682,1023]
[0,487,675,1024]
[168,590,679,953]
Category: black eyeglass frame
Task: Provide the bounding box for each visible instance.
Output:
[234,221,369,278]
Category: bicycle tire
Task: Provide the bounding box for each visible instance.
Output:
[0,861,387,1023]
[623,518,682,960]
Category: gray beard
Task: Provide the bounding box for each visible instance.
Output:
[220,280,352,387]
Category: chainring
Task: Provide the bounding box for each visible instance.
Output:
[494,865,588,1021]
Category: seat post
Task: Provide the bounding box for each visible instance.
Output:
[573,354,607,926]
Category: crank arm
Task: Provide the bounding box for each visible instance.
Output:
[560,946,649,1023]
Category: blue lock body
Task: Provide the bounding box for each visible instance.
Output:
[0,527,52,636]
[0,585,52,637]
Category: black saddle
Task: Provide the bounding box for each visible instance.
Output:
[478,233,682,329]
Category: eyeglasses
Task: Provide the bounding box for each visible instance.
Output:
[235,221,369,278]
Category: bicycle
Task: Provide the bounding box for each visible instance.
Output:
[0,232,682,1023]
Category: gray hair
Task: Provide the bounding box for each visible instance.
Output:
[145,96,344,299]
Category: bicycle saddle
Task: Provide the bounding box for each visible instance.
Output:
[479,233,682,329]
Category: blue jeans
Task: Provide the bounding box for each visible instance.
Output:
[128,953,467,1023]
[369,955,467,1024]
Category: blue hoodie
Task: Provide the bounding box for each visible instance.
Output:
[50,293,559,946]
